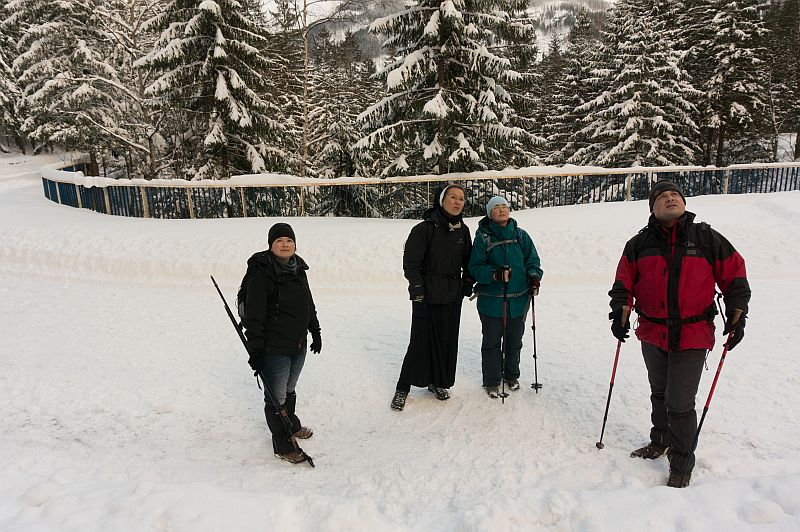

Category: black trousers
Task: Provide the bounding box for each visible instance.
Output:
[396,301,462,391]
[641,342,706,474]
[479,313,525,387]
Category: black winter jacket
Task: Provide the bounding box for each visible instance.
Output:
[242,251,320,356]
[403,208,472,304]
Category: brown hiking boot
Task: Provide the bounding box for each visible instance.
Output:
[275,450,307,464]
[630,442,669,459]
[667,469,691,488]
[293,426,313,439]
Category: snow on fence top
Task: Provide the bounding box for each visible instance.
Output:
[39,160,800,219]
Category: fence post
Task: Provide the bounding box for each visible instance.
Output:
[300,186,305,216]
[239,188,247,217]
[625,173,634,201]
[722,169,730,194]
[186,187,195,219]
[103,187,111,214]
[75,184,82,209]
[55,182,62,204]
[140,186,150,218]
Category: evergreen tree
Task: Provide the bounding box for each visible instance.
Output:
[0,0,23,152]
[357,0,532,176]
[266,0,305,174]
[79,0,167,179]
[677,0,768,166]
[546,7,600,164]
[569,0,700,167]
[139,0,289,179]
[763,0,800,160]
[496,2,543,168]
[9,0,116,173]
[307,29,378,179]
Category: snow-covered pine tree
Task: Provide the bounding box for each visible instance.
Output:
[265,0,304,175]
[357,0,530,176]
[569,0,700,167]
[78,0,168,179]
[494,2,542,168]
[677,0,768,166]
[0,0,23,152]
[9,0,118,173]
[762,0,798,161]
[307,29,378,179]
[546,7,600,164]
[138,0,289,179]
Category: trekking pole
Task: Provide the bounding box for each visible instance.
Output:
[530,295,542,392]
[596,306,629,450]
[500,266,510,403]
[210,275,314,467]
[679,309,742,485]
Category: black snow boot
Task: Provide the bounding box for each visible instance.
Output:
[667,469,691,488]
[427,384,450,400]
[630,442,669,459]
[391,389,408,411]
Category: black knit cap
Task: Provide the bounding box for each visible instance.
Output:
[268,222,296,248]
[649,180,686,212]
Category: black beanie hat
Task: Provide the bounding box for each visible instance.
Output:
[649,180,686,212]
[268,222,296,248]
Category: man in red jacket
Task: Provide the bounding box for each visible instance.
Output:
[608,180,751,488]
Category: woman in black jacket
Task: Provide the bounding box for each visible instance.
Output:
[390,184,474,411]
[242,223,322,464]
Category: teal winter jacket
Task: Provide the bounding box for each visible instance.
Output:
[469,217,543,318]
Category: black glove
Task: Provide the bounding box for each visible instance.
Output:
[248,353,262,371]
[722,311,745,351]
[462,279,474,298]
[409,284,425,302]
[609,307,630,342]
[527,276,541,296]
[310,330,322,354]
[493,267,511,283]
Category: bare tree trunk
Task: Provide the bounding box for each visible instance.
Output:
[87,150,100,176]
[794,133,800,160]
[715,123,726,167]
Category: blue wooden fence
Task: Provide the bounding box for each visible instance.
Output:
[41,163,800,219]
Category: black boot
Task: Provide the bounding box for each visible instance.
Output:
[630,442,669,459]
[263,403,295,455]
[667,469,691,488]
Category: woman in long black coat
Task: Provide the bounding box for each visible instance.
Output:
[390,184,474,411]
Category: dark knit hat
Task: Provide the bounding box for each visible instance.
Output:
[649,180,686,212]
[268,222,296,248]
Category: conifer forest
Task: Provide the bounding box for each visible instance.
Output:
[1,0,798,180]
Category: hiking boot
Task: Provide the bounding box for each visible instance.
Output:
[667,469,691,488]
[630,442,668,459]
[428,384,450,401]
[505,378,520,391]
[391,390,408,411]
[485,386,500,399]
[275,450,307,464]
[293,426,313,439]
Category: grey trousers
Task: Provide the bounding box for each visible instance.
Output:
[641,342,707,474]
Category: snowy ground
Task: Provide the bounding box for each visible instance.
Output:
[1,153,799,531]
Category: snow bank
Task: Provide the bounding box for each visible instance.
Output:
[1,153,799,531]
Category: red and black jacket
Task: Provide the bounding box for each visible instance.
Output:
[609,211,750,352]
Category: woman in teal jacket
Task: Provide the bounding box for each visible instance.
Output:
[469,196,543,397]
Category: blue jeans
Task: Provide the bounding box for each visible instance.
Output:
[260,353,306,407]
[479,312,526,387]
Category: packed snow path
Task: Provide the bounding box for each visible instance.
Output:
[1,154,799,531]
